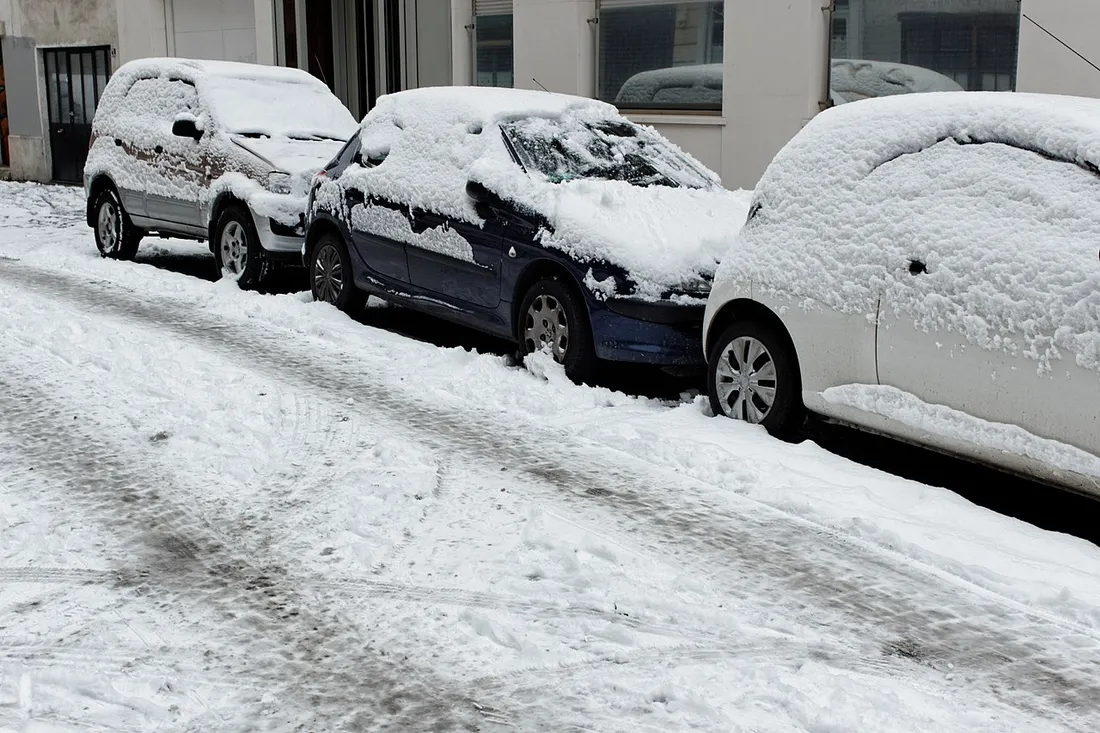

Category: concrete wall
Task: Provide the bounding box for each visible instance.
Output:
[0,0,119,181]
[1017,0,1100,98]
[414,0,452,88]
[514,0,595,96]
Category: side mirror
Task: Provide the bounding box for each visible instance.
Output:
[172,117,203,141]
[465,180,496,205]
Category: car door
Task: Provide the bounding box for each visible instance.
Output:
[346,192,412,285]
[874,140,1100,464]
[142,79,205,229]
[406,207,504,309]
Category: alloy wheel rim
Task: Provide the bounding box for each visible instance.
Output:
[97,202,119,253]
[715,336,777,423]
[313,244,344,304]
[524,294,570,362]
[219,221,248,276]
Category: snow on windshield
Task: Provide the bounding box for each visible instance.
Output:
[205,76,358,141]
[716,92,1100,375]
[502,116,715,189]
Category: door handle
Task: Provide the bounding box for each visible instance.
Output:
[154,145,164,154]
[346,188,365,205]
[908,259,927,275]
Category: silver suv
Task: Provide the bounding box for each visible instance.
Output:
[83,58,356,288]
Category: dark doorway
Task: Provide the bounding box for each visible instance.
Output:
[44,46,110,184]
[0,43,9,166]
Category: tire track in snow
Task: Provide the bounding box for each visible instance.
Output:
[4,263,1100,729]
[0,378,509,731]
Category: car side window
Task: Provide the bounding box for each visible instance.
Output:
[119,77,199,141]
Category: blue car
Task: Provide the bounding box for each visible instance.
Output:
[304,87,748,382]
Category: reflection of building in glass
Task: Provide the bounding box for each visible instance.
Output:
[598,1,724,110]
[832,0,1021,91]
[476,14,514,88]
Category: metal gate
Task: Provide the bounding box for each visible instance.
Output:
[44,46,110,184]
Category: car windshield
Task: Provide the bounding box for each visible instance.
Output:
[206,76,358,142]
[501,116,716,189]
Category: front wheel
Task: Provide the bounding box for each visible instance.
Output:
[707,319,802,438]
[518,278,597,384]
[214,206,266,289]
[93,187,141,260]
[310,233,366,313]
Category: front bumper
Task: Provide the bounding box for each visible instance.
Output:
[590,299,706,366]
[250,210,305,260]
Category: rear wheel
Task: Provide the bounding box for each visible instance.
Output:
[310,232,367,313]
[707,319,802,438]
[93,187,141,260]
[518,277,596,384]
[214,205,266,290]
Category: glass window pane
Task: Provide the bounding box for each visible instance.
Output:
[475,14,513,88]
[82,52,96,122]
[45,52,60,125]
[600,1,724,111]
[830,0,1020,103]
[69,53,84,125]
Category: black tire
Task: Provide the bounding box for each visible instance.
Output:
[707,319,803,439]
[213,205,267,290]
[518,277,597,384]
[310,232,367,313]
[92,187,141,260]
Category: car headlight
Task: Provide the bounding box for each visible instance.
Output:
[267,171,293,195]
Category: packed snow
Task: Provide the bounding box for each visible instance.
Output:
[336,87,750,299]
[1,180,1099,731]
[350,203,476,263]
[717,93,1100,376]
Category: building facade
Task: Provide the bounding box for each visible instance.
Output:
[2,1,1100,187]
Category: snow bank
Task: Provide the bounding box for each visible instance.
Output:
[717,92,1100,374]
[339,87,749,298]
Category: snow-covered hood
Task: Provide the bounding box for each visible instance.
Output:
[233,136,346,192]
[531,180,752,299]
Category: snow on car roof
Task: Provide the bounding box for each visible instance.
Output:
[718,91,1100,376]
[108,57,329,88]
[344,86,746,298]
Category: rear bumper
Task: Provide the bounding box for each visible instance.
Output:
[589,301,706,366]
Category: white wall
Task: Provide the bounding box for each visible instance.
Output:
[1017,0,1100,99]
[514,0,595,96]
[170,0,257,63]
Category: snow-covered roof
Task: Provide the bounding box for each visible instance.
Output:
[718,91,1100,375]
[343,86,747,298]
[96,58,356,141]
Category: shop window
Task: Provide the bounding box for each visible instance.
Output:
[599,0,724,112]
[475,1,514,88]
[829,0,1020,103]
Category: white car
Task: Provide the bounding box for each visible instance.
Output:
[703,92,1100,497]
[84,58,357,288]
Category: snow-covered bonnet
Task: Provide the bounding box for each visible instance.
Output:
[339,86,751,299]
[719,92,1100,374]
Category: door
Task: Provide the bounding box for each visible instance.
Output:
[875,140,1099,461]
[44,47,110,184]
[118,76,205,230]
[347,193,412,284]
[406,210,504,309]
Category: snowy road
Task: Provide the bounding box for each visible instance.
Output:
[1,182,1099,732]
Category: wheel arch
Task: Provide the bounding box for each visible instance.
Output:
[510,258,587,342]
[706,298,803,390]
[206,193,250,251]
[85,174,119,227]
[303,215,345,266]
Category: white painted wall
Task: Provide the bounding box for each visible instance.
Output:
[513,0,595,97]
[171,0,257,63]
[1017,0,1100,99]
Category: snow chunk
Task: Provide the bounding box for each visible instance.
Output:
[350,204,475,263]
